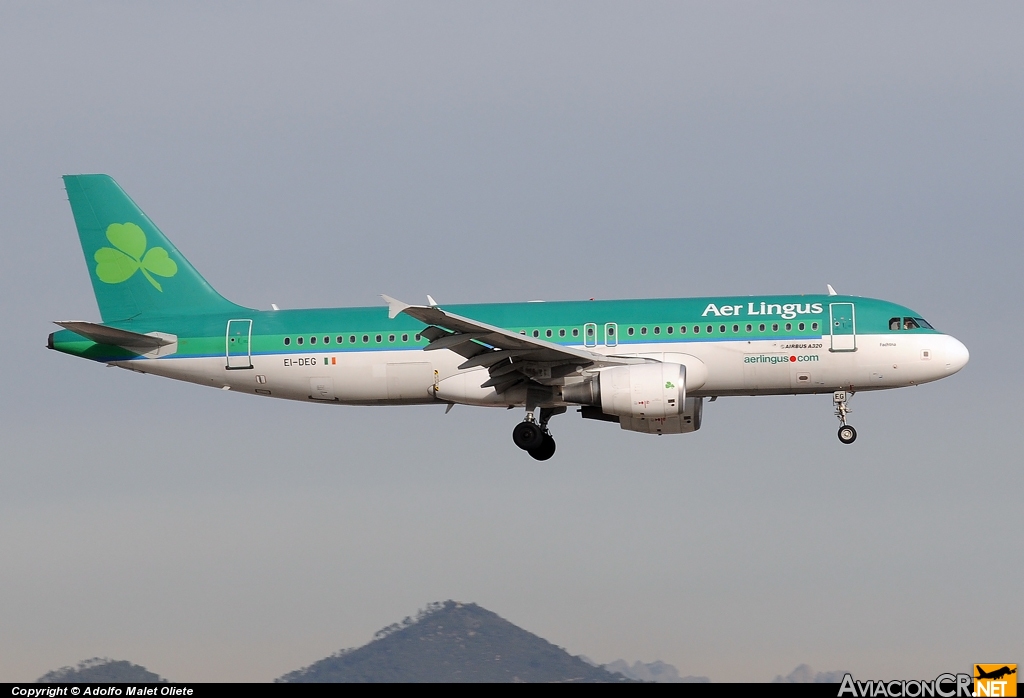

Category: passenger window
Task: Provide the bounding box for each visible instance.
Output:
[890,317,902,331]
[759,323,765,332]
[607,326,615,337]
[559,329,566,337]
[375,334,382,343]
[402,334,408,342]
[719,325,725,333]
[680,326,686,334]
[362,335,369,343]
[745,324,752,332]
[337,336,343,344]
[415,334,421,341]
[732,324,738,333]
[706,325,713,333]
[653,326,660,335]
[811,322,818,331]
[310,336,317,344]
[693,325,700,334]
[324,336,330,344]
[532,330,539,337]
[785,323,791,331]
[284,337,291,346]
[772,323,779,332]
[573,329,579,337]
[628,327,635,336]
[641,327,647,335]
[667,326,673,334]
[546,329,552,337]
[903,317,920,330]
[389,334,395,342]
[798,323,804,331]
[587,327,595,336]
[350,335,356,343]
[297,337,304,345]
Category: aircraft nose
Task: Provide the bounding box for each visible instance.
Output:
[943,336,969,374]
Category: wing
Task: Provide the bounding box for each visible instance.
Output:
[382,295,642,394]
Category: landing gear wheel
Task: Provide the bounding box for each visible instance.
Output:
[528,435,556,461]
[838,425,857,444]
[512,421,544,451]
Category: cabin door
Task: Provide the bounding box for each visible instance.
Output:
[226,319,253,369]
[829,303,856,352]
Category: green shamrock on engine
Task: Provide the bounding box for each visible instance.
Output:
[94,222,178,291]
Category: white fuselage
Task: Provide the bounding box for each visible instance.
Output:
[116,332,969,407]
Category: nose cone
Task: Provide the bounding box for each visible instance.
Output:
[943,336,969,374]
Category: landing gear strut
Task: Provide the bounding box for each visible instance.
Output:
[512,407,564,460]
[834,390,857,444]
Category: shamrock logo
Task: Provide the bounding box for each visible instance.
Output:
[94,223,178,291]
[665,381,675,389]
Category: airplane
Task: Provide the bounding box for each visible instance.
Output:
[975,666,1016,681]
[48,175,970,460]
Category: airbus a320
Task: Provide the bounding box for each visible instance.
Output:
[49,175,970,460]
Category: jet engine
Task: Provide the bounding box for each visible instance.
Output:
[562,362,704,434]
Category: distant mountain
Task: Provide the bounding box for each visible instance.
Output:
[279,600,633,683]
[603,659,709,683]
[772,664,847,683]
[38,658,167,683]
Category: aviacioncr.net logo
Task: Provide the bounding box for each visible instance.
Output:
[839,672,974,697]
[974,665,1017,697]
[94,223,178,291]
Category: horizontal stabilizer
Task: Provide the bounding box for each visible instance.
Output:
[55,321,174,349]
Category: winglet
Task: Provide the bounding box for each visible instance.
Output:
[381,294,412,320]
[826,284,838,296]
[426,295,438,308]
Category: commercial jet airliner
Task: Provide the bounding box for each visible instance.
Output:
[49,175,970,460]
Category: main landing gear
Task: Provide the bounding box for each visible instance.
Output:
[834,390,857,444]
[512,407,564,460]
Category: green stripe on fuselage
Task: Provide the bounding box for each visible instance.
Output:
[48,294,939,362]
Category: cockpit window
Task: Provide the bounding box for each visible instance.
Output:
[891,316,934,331]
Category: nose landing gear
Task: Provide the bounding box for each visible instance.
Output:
[834,391,857,444]
[512,407,564,460]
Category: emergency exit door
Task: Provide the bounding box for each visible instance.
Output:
[829,303,856,352]
[226,319,253,369]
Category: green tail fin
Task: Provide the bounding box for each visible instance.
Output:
[63,174,246,322]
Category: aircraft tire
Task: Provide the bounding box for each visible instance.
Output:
[529,435,556,461]
[838,425,857,444]
[513,422,544,450]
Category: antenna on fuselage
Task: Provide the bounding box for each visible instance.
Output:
[826,284,838,296]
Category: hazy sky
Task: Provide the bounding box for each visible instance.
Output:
[1,1,1021,682]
